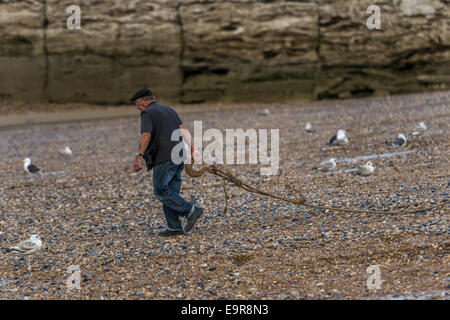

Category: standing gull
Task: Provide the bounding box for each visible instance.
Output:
[305,122,316,133]
[328,129,349,146]
[257,108,270,116]
[59,146,72,156]
[4,234,43,271]
[412,122,427,136]
[23,157,41,174]
[316,158,336,172]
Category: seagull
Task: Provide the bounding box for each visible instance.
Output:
[305,122,315,133]
[316,158,336,172]
[355,161,375,176]
[23,157,41,174]
[328,129,349,146]
[412,122,427,136]
[59,146,72,156]
[4,234,43,271]
[390,133,407,148]
[6,235,42,255]
[257,108,270,116]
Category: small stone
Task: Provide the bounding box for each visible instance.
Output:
[208,289,217,295]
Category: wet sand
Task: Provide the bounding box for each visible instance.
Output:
[0,101,271,131]
[0,91,449,300]
[0,106,136,130]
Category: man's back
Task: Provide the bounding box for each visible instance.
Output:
[141,102,183,169]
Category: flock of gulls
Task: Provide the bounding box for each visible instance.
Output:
[305,121,427,175]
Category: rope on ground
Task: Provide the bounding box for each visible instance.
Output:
[184,161,448,215]
[223,177,229,216]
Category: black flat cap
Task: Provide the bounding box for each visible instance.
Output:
[130,88,153,101]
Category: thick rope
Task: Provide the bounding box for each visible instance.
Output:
[184,161,448,215]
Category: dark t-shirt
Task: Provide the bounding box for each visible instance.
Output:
[140,101,183,170]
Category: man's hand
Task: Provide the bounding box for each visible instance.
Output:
[133,156,143,172]
[135,132,150,172]
[192,149,202,162]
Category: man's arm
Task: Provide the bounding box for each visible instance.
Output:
[138,132,151,155]
[134,132,151,172]
[180,124,201,161]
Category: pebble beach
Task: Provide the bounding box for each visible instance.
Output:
[0,91,449,300]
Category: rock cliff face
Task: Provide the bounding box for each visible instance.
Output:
[0,0,449,104]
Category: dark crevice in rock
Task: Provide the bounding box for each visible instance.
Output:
[319,17,343,28]
[396,62,424,71]
[349,85,375,97]
[317,92,339,100]
[10,37,33,46]
[182,66,230,87]
[263,50,280,59]
[42,0,49,100]
[221,24,239,32]
[314,5,323,99]
[211,68,229,75]
[183,66,209,81]
[177,2,186,103]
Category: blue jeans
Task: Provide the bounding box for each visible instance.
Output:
[152,161,193,231]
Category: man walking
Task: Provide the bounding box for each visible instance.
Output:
[131,88,204,237]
